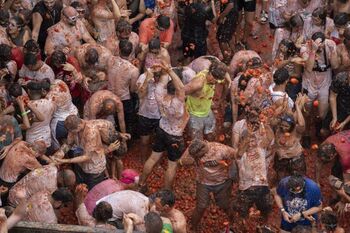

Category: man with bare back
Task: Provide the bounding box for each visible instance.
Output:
[74,43,112,93]
[45,6,95,56]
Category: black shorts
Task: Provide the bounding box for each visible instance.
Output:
[216,16,238,43]
[237,0,256,12]
[232,186,272,218]
[138,115,160,136]
[152,127,185,161]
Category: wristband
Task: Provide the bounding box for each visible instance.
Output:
[280,208,286,213]
[21,110,31,116]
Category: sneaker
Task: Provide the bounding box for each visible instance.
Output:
[260,11,268,24]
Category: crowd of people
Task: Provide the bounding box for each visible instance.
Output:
[0,0,349,232]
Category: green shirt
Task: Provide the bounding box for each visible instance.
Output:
[186,70,215,117]
[162,223,173,233]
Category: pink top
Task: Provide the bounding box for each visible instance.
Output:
[325,130,350,174]
[84,179,125,215]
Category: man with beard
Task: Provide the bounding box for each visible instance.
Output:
[44,6,95,56]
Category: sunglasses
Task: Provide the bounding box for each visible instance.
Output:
[63,13,78,22]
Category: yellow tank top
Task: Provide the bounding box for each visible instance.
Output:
[186,70,215,117]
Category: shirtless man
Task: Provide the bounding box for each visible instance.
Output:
[54,115,124,189]
[74,43,112,93]
[335,27,350,72]
[91,0,122,44]
[180,139,235,232]
[45,79,78,149]
[185,62,228,140]
[231,107,274,230]
[316,130,350,183]
[106,52,139,136]
[187,55,221,74]
[138,62,188,190]
[83,90,128,179]
[301,32,339,120]
[150,189,187,233]
[229,50,261,77]
[44,6,95,56]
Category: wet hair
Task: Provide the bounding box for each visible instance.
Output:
[209,62,226,80]
[156,15,171,30]
[280,113,296,132]
[102,98,116,112]
[332,72,349,93]
[41,78,51,91]
[247,57,263,69]
[279,39,297,57]
[144,212,163,233]
[290,225,312,233]
[119,39,132,57]
[273,67,290,85]
[70,1,83,9]
[116,19,132,33]
[154,189,175,207]
[334,13,349,27]
[149,38,161,50]
[8,83,23,97]
[10,16,25,29]
[172,67,184,81]
[287,173,305,192]
[321,210,338,231]
[26,81,43,91]
[189,139,207,158]
[0,74,13,87]
[0,10,9,27]
[167,80,176,95]
[289,14,304,28]
[92,202,113,222]
[311,31,326,42]
[52,187,74,203]
[317,143,337,161]
[24,52,38,66]
[51,50,67,66]
[23,39,40,54]
[0,44,12,68]
[64,115,82,131]
[312,7,327,25]
[85,48,99,65]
